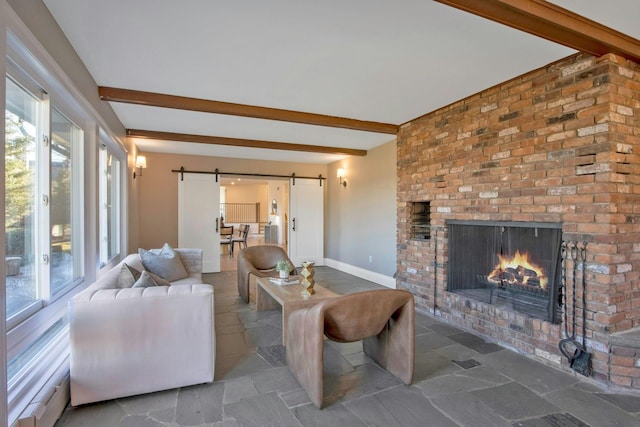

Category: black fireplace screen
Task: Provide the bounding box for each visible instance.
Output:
[447,220,562,323]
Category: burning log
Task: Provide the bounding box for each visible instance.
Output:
[500,270,518,283]
[504,267,520,281]
[527,277,541,287]
[487,250,548,289]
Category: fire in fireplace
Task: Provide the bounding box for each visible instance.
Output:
[447,221,562,323]
[484,249,549,292]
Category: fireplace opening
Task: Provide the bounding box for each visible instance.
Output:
[447,220,563,323]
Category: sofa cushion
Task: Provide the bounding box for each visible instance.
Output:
[118,263,142,288]
[139,243,188,281]
[133,271,171,288]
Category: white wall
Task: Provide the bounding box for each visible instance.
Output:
[225,183,269,222]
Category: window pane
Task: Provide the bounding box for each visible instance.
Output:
[50,108,81,294]
[5,78,39,320]
[7,316,67,382]
[99,146,120,264]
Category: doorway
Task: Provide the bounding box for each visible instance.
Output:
[219,177,289,271]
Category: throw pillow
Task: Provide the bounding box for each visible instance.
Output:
[132,270,171,288]
[138,243,188,281]
[118,263,142,288]
[148,270,171,286]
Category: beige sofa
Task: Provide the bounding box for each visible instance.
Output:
[69,248,215,406]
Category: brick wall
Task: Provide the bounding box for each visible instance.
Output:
[397,53,640,389]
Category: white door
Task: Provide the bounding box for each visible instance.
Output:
[178,173,220,273]
[289,178,324,266]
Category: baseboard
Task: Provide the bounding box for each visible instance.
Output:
[324,258,396,289]
[16,364,69,427]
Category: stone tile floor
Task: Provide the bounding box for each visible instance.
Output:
[55,267,640,427]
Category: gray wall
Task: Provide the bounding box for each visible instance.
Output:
[326,139,397,277]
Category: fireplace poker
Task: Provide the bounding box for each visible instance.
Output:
[559,242,579,365]
[571,242,591,376]
[433,227,438,314]
[560,241,568,337]
[558,241,591,376]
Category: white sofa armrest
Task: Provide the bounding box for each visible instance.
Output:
[69,284,215,406]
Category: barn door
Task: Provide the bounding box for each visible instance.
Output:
[178,173,220,272]
[289,178,324,266]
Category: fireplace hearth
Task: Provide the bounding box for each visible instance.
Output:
[447,220,563,323]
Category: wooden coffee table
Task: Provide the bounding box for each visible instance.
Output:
[255,277,340,345]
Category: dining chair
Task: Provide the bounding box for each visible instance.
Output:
[220,225,234,256]
[232,224,250,255]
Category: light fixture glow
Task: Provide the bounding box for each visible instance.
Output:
[337,168,347,187]
[135,155,147,169]
[133,155,147,179]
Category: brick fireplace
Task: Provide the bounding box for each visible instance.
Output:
[447,220,563,324]
[397,53,640,390]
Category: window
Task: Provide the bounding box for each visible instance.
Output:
[5,76,41,324]
[99,143,121,266]
[4,21,125,424]
[50,108,83,294]
[5,78,84,323]
[5,70,84,420]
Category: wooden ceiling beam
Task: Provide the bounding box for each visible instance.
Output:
[435,0,640,63]
[127,129,368,156]
[100,87,398,135]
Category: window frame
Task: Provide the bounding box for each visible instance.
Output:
[3,18,127,423]
[4,65,86,403]
[48,105,85,298]
[4,73,46,330]
[98,134,124,267]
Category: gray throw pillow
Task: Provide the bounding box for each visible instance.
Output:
[118,263,142,288]
[138,243,188,281]
[133,271,171,288]
[148,270,170,286]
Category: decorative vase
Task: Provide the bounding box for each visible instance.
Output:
[300,261,315,296]
[279,270,290,279]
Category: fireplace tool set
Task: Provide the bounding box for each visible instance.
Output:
[558,241,591,377]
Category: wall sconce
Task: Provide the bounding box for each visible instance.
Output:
[337,168,347,187]
[133,155,147,179]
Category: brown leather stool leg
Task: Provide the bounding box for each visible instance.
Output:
[286,304,325,408]
[363,297,415,385]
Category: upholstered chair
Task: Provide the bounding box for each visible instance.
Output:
[286,289,415,408]
[236,245,296,303]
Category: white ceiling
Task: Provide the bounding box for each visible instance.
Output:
[42,0,640,164]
